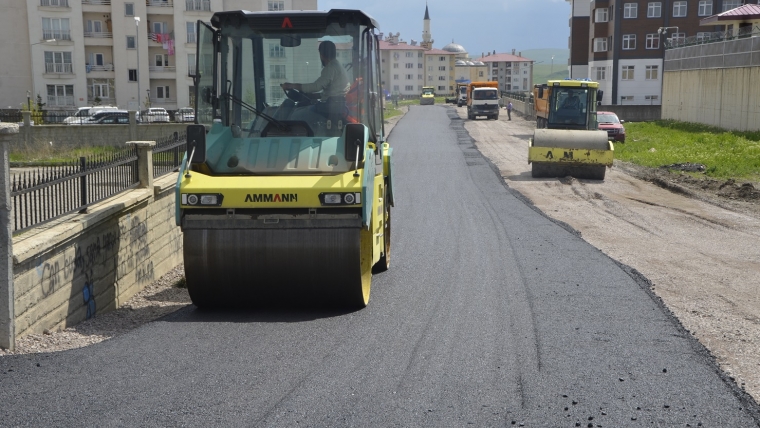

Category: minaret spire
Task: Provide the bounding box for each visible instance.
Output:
[421,2,433,50]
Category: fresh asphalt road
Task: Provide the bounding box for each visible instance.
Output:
[1,106,759,427]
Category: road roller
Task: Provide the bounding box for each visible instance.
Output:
[175,9,394,308]
[529,80,614,180]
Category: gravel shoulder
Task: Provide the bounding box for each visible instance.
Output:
[464,107,760,404]
[4,105,758,408]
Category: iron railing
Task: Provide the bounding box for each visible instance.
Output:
[11,147,139,233]
[153,131,187,178]
[665,26,760,49]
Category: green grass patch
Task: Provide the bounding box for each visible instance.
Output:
[10,144,128,165]
[618,120,760,181]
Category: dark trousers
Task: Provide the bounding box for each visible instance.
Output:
[507,109,512,120]
[314,96,347,119]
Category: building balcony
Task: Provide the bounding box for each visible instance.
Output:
[47,95,75,107]
[147,0,173,6]
[81,0,110,4]
[84,31,112,38]
[40,0,70,7]
[147,0,174,14]
[45,63,74,74]
[86,64,115,72]
[185,0,211,12]
[43,30,71,41]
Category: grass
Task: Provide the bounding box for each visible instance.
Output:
[10,143,128,165]
[383,98,425,120]
[617,120,760,181]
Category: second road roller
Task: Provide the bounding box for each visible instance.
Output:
[529,79,614,180]
[175,9,394,308]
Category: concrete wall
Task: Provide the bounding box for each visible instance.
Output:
[1,129,183,350]
[10,173,182,341]
[663,67,760,131]
[12,122,187,155]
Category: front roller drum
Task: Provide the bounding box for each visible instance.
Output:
[183,226,372,309]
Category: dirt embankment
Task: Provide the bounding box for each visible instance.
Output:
[465,107,760,404]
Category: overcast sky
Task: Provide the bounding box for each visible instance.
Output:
[318,0,570,55]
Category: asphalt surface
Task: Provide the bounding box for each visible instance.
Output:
[1,105,758,427]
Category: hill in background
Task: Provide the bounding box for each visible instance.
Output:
[519,48,570,89]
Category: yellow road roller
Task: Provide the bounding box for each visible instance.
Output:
[420,86,435,105]
[176,9,394,308]
[529,80,613,180]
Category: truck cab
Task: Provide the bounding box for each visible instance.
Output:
[466,83,499,120]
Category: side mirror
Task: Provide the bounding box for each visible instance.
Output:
[201,86,213,104]
[344,123,366,162]
[620,119,625,124]
[537,87,544,99]
[186,124,207,164]
[597,90,604,103]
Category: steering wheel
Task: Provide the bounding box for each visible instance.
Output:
[284,88,313,106]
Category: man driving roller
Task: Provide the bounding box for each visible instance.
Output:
[280,40,350,119]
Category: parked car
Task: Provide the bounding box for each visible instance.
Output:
[597,111,626,142]
[93,112,131,124]
[141,107,170,123]
[80,110,133,125]
[64,106,119,125]
[176,107,195,123]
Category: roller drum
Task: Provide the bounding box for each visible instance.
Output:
[183,218,368,308]
[532,128,610,150]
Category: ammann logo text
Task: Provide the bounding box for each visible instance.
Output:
[245,193,298,203]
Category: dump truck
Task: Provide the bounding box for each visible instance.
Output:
[176,9,394,308]
[455,82,469,107]
[420,86,435,105]
[529,79,613,180]
[466,81,499,120]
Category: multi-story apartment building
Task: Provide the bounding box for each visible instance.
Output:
[379,39,426,98]
[476,51,534,93]
[424,49,457,94]
[566,0,749,105]
[4,0,316,112]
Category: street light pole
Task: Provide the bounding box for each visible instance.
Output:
[551,55,555,75]
[135,16,141,111]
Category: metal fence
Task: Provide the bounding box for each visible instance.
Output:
[11,147,139,233]
[153,131,187,178]
[665,25,760,49]
[0,111,76,124]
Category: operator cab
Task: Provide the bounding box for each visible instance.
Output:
[195,10,383,143]
[546,83,600,130]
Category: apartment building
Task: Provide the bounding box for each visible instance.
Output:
[566,0,750,105]
[4,0,316,112]
[476,51,534,93]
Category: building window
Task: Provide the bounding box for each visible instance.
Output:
[698,0,712,16]
[393,63,398,69]
[621,95,634,102]
[125,3,134,16]
[269,85,283,103]
[42,17,71,40]
[89,79,111,100]
[646,34,660,49]
[438,66,446,71]
[622,65,634,80]
[47,84,74,106]
[418,63,423,68]
[41,0,69,6]
[696,32,711,42]
[672,32,686,43]
[155,54,169,67]
[594,37,608,52]
[393,85,399,91]
[624,3,638,18]
[646,65,659,80]
[187,22,196,43]
[128,69,137,81]
[673,1,687,17]
[126,36,136,49]
[393,74,398,80]
[722,0,741,12]
[405,85,414,91]
[595,8,609,22]
[186,0,211,11]
[268,1,284,11]
[438,76,445,81]
[156,86,170,99]
[622,34,636,50]
[645,95,659,101]
[405,74,413,79]
[270,64,286,79]
[269,44,285,58]
[405,63,413,69]
[595,66,606,80]
[439,56,445,61]
[187,54,196,75]
[44,51,72,74]
[647,2,662,17]
[405,52,413,57]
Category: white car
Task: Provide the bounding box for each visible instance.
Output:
[140,107,170,123]
[176,107,195,123]
[64,106,119,125]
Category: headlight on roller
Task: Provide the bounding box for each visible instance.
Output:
[319,192,361,206]
[181,193,224,207]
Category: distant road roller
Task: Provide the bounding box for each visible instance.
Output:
[176,9,394,308]
[529,80,613,180]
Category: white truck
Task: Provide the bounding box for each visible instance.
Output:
[466,82,500,120]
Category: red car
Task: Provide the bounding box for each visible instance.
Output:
[597,111,626,142]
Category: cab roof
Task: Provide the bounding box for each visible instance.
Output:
[210,9,380,31]
[547,79,599,89]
